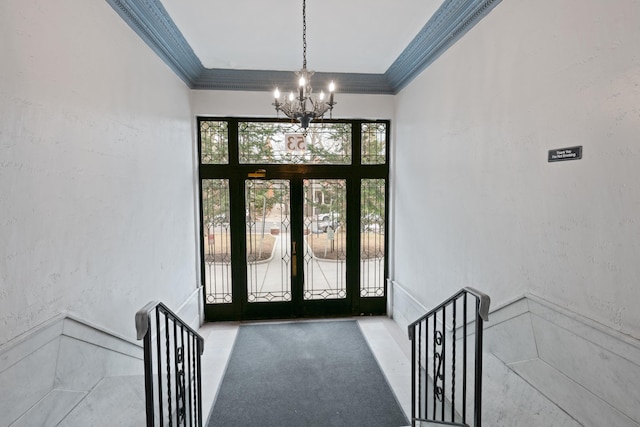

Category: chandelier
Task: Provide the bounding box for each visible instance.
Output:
[272,0,336,129]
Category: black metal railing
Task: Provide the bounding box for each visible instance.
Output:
[408,287,490,427]
[136,302,205,427]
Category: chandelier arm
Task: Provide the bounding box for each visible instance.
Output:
[278,103,294,118]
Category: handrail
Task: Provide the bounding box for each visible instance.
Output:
[408,288,490,427]
[136,301,205,427]
[408,287,490,335]
[136,301,205,348]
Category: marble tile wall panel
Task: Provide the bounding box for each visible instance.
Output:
[62,316,142,359]
[484,311,538,364]
[10,389,87,427]
[0,315,64,374]
[381,313,413,360]
[390,281,428,332]
[511,358,639,427]
[484,296,529,325]
[482,352,581,427]
[55,335,142,391]
[176,286,204,332]
[1,313,165,426]
[0,338,59,426]
[532,314,640,423]
[394,292,640,425]
[57,375,146,427]
[528,297,640,366]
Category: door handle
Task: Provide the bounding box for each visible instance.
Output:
[292,241,297,277]
[248,169,266,178]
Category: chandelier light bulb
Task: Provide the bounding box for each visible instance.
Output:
[329,81,335,105]
[319,91,325,101]
[274,88,280,99]
[289,92,295,101]
[299,76,306,87]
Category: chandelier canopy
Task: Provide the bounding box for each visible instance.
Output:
[272,0,336,129]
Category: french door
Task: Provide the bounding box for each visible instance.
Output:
[242,176,352,318]
[199,118,389,321]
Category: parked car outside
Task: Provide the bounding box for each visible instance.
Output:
[315,212,341,233]
[361,213,384,232]
[316,212,341,222]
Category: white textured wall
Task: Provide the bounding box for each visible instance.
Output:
[0,0,197,344]
[392,0,640,338]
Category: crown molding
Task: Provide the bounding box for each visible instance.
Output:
[106,0,501,94]
[106,0,202,86]
[385,0,502,92]
[193,69,393,94]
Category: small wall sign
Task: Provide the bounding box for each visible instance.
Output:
[548,146,582,162]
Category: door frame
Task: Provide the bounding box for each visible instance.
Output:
[198,117,389,321]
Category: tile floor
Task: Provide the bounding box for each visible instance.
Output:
[197,316,412,424]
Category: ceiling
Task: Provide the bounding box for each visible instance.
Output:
[107,0,502,93]
[160,0,442,74]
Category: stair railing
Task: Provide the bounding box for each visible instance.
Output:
[136,301,205,427]
[408,287,490,427]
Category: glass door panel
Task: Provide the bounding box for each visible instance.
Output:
[360,179,386,297]
[202,179,232,304]
[302,179,347,300]
[245,179,292,303]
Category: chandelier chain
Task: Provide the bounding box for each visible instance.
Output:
[271,0,335,130]
[302,0,307,69]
